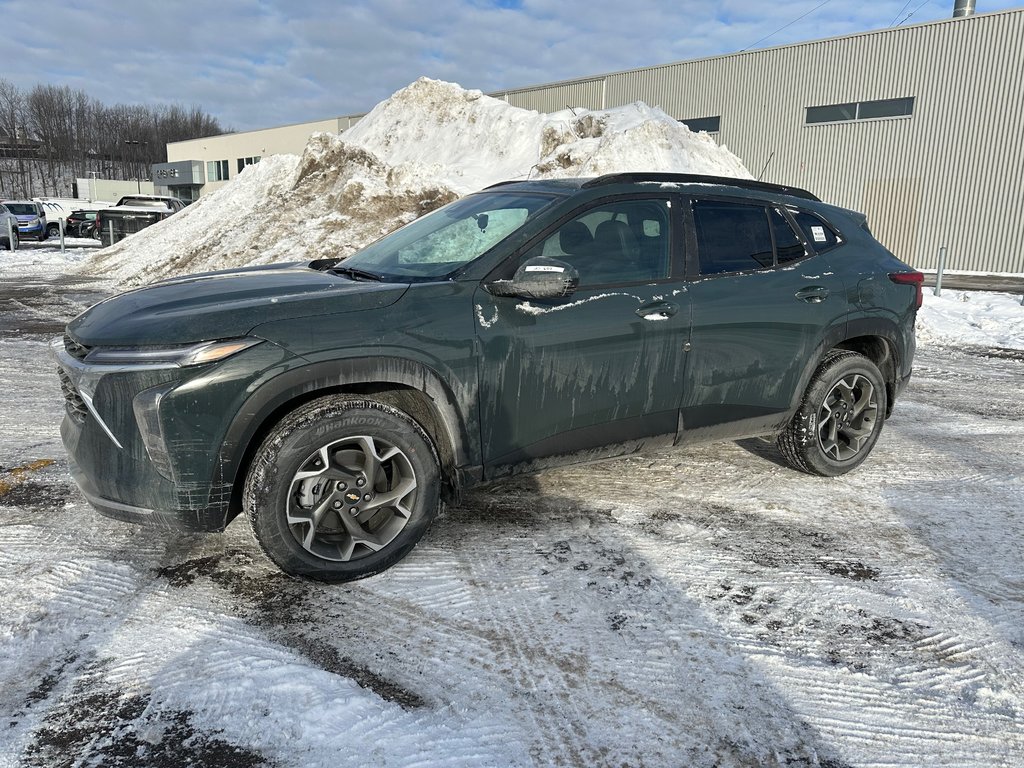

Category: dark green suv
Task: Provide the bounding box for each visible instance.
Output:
[53,173,922,581]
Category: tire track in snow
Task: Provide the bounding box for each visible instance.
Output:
[544,417,1024,768]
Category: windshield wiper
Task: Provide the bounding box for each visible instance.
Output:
[331,266,384,282]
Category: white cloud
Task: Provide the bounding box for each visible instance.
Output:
[1,0,1017,130]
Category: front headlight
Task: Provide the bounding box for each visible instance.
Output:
[84,338,263,368]
[52,336,264,454]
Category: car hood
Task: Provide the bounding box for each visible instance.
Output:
[68,263,409,346]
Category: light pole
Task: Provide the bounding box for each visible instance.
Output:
[124,139,149,191]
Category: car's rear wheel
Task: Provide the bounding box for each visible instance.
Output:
[778,350,887,476]
[46,223,60,239]
[245,395,441,581]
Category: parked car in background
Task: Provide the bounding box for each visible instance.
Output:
[96,195,185,247]
[53,172,923,583]
[0,203,19,250]
[37,198,106,238]
[65,209,102,238]
[2,200,48,241]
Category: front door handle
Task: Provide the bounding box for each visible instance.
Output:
[636,301,678,320]
[795,286,830,303]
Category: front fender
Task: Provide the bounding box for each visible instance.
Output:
[213,356,477,518]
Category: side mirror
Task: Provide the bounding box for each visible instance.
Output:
[487,257,579,300]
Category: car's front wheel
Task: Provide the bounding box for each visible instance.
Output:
[778,350,887,476]
[245,395,441,581]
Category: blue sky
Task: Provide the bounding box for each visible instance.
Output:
[1,0,1019,131]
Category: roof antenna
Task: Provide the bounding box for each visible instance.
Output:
[757,151,775,181]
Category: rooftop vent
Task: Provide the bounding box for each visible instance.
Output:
[953,0,976,17]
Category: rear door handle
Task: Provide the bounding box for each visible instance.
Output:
[795,286,830,303]
[636,301,678,319]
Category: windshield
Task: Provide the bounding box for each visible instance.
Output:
[341,191,556,281]
[6,203,37,215]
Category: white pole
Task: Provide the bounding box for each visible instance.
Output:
[5,218,13,251]
[59,221,65,253]
[933,246,947,297]
[108,220,114,248]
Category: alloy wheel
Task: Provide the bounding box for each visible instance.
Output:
[817,373,878,461]
[286,435,418,562]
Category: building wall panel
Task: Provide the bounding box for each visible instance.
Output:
[503,79,605,112]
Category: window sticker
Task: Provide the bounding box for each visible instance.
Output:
[811,225,827,243]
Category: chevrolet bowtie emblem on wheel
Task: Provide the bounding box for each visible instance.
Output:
[344,491,361,503]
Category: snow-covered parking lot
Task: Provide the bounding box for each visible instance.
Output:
[1,261,1022,768]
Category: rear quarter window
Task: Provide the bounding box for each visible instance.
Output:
[791,210,841,252]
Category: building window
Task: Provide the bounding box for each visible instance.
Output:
[857,97,915,119]
[236,156,261,173]
[806,97,914,124]
[206,159,229,181]
[680,116,721,133]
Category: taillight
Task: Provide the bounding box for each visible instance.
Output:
[889,271,924,309]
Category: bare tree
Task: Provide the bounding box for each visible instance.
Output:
[0,79,226,197]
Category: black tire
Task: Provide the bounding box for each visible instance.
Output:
[46,223,60,239]
[245,395,441,582]
[777,350,887,477]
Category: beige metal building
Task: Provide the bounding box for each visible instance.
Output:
[158,7,1023,272]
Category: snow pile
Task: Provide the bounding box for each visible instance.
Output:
[342,77,749,189]
[917,290,1024,350]
[83,78,750,286]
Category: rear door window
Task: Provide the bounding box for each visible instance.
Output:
[693,200,818,274]
[692,200,774,274]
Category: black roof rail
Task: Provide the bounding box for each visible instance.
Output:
[483,179,526,189]
[482,178,583,191]
[580,173,819,201]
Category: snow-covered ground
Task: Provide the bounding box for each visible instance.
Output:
[1,258,1022,767]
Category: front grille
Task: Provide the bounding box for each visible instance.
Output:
[57,368,88,423]
[64,335,91,361]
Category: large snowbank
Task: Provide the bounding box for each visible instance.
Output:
[83,78,750,286]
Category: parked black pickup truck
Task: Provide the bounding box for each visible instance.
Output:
[96,195,185,247]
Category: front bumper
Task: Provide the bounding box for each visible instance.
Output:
[17,222,44,238]
[52,337,290,532]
